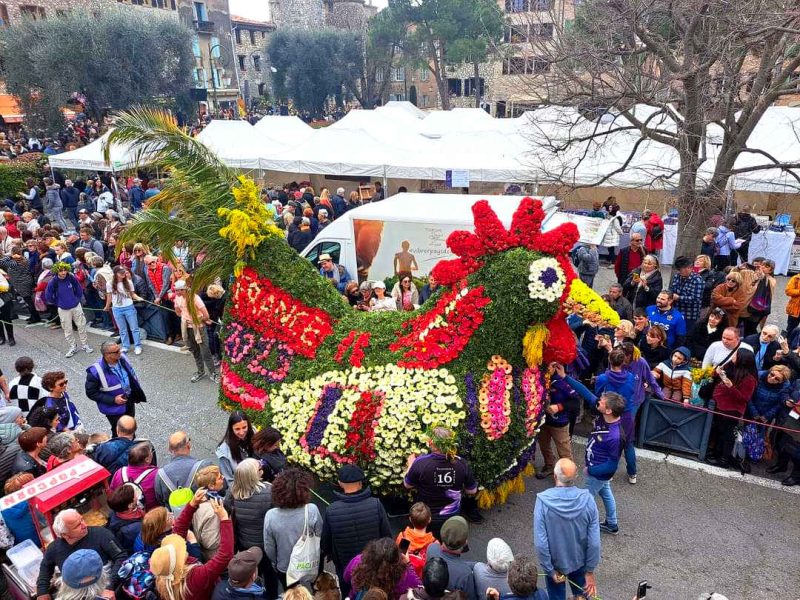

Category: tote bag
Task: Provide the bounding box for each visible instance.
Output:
[286,505,320,586]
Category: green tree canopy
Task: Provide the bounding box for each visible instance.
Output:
[0,8,194,133]
[268,28,364,116]
[373,0,503,109]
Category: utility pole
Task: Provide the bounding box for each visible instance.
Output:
[208,42,220,113]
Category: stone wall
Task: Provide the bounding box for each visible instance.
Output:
[0,0,177,24]
[274,0,324,30]
[232,18,275,104]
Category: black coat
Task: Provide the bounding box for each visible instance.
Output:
[224,486,272,552]
[689,321,724,362]
[320,487,392,574]
[622,268,663,310]
[743,334,780,370]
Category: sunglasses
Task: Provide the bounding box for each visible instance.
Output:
[56,380,68,387]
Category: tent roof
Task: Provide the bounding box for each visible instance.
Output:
[48,130,141,172]
[253,115,314,144]
[196,120,265,170]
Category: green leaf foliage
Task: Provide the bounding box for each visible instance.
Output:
[0,163,40,201]
[0,8,194,133]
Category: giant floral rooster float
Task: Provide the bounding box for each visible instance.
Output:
[108,109,618,508]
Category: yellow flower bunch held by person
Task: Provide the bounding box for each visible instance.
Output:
[564,278,622,327]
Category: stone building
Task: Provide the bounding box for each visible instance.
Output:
[231,15,276,106]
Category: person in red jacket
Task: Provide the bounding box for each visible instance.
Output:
[644,211,665,254]
[150,488,234,600]
[706,349,757,469]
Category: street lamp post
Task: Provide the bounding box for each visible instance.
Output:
[208,42,222,112]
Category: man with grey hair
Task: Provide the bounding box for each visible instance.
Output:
[36,509,127,600]
[744,323,781,371]
[603,283,632,321]
[154,430,211,506]
[534,458,600,600]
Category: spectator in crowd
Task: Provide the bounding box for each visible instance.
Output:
[129,179,145,213]
[473,538,514,598]
[732,205,760,265]
[36,508,127,600]
[85,342,147,436]
[601,211,623,265]
[252,427,286,483]
[174,279,218,383]
[785,269,800,335]
[653,347,693,403]
[711,271,750,329]
[536,364,580,479]
[345,537,420,599]
[631,308,650,345]
[8,356,45,414]
[426,517,476,600]
[744,324,781,371]
[192,465,226,561]
[706,349,758,469]
[748,365,791,425]
[150,489,233,600]
[43,177,68,231]
[404,426,480,538]
[486,557,548,600]
[155,430,211,507]
[211,547,269,600]
[45,262,93,357]
[92,416,150,474]
[557,367,625,535]
[702,327,754,369]
[104,266,144,355]
[700,228,718,258]
[669,256,704,330]
[322,464,392,597]
[369,281,396,312]
[408,557,450,600]
[263,468,323,588]
[319,253,353,294]
[419,274,440,305]
[13,426,48,477]
[217,411,255,487]
[0,247,38,325]
[646,290,687,349]
[3,473,38,546]
[42,371,82,432]
[223,458,276,597]
[392,272,420,311]
[133,506,201,559]
[742,259,776,337]
[109,441,159,510]
[573,243,600,288]
[643,210,664,254]
[637,324,670,369]
[603,284,632,321]
[623,254,663,311]
[107,483,145,554]
[689,308,728,364]
[714,219,740,270]
[395,502,436,578]
[55,549,107,600]
[694,254,724,308]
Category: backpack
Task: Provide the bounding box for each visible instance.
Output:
[650,222,664,242]
[741,423,766,462]
[157,460,203,514]
[121,467,155,511]
[118,551,157,600]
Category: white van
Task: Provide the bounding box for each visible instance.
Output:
[300,193,607,283]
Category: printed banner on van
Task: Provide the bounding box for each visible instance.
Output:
[353,219,464,281]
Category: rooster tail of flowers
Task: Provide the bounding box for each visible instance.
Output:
[476,467,533,510]
[522,324,549,368]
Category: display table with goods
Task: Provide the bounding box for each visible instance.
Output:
[107,114,623,508]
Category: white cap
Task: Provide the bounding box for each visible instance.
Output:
[336,187,345,195]
[372,280,386,289]
[173,279,187,290]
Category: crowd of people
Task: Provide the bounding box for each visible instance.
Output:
[0,170,790,600]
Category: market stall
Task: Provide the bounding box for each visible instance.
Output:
[748,229,797,275]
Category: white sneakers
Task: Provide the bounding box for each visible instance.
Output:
[134,347,142,355]
[65,346,78,358]
[83,345,93,354]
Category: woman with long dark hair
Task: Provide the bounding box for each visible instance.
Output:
[706,349,757,469]
[216,411,255,486]
[689,307,728,364]
[345,537,421,599]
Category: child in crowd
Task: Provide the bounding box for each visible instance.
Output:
[652,346,693,403]
[396,502,436,577]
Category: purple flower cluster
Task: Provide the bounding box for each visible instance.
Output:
[494,438,538,485]
[463,373,479,454]
[305,384,343,449]
[539,267,560,287]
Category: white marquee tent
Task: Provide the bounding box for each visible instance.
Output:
[47,130,141,172]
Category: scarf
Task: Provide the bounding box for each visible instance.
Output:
[148,262,166,295]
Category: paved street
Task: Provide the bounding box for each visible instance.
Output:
[2,263,799,599]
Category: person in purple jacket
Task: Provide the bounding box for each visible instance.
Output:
[554,363,625,536]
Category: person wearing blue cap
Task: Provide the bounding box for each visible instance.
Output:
[56,549,106,599]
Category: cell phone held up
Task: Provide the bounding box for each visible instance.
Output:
[636,581,652,599]
[398,538,411,554]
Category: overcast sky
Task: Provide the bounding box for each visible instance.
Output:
[228,0,386,20]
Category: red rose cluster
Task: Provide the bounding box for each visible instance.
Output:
[334,331,372,367]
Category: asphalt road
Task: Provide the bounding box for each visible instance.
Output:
[2,264,799,599]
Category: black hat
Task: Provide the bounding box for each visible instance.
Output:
[338,464,365,483]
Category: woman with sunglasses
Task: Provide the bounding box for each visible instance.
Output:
[748,365,791,426]
[710,271,750,328]
[391,271,419,311]
[41,371,82,432]
[689,308,729,365]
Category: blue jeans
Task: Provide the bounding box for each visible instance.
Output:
[545,568,587,599]
[112,304,140,349]
[585,475,617,526]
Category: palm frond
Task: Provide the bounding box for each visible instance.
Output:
[108,107,239,300]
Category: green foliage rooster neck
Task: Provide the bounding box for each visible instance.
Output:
[220,197,582,505]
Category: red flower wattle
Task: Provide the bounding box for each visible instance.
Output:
[334,331,372,367]
[230,267,333,359]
